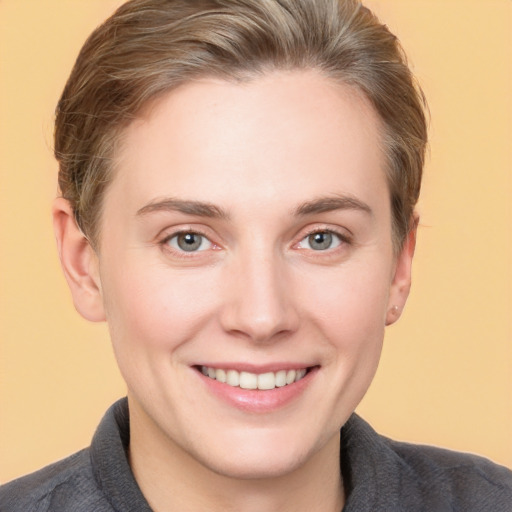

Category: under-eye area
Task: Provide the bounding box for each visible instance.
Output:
[196,366,318,390]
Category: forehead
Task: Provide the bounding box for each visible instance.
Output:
[110,70,387,215]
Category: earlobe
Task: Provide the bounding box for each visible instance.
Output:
[385,216,418,326]
[52,198,106,322]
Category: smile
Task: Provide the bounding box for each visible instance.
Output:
[200,366,308,390]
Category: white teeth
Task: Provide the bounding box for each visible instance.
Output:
[226,369,240,387]
[286,370,296,385]
[215,368,226,383]
[275,370,287,387]
[201,366,309,390]
[295,369,307,382]
[257,372,275,390]
[239,371,258,390]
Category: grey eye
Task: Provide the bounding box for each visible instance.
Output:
[168,232,211,252]
[308,232,334,250]
[297,231,343,251]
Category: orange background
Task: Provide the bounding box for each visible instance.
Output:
[1,0,511,482]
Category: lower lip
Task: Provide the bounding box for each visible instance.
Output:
[196,367,318,413]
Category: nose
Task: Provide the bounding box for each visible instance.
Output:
[219,248,300,343]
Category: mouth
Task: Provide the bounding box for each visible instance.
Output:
[195,364,319,413]
[198,365,311,391]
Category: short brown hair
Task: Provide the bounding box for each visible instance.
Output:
[55,0,428,249]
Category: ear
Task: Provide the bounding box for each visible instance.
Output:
[385,215,418,326]
[52,198,106,322]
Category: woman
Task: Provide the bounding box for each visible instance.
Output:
[1,0,510,510]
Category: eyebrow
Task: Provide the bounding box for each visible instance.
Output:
[136,194,372,220]
[136,198,229,219]
[294,195,373,217]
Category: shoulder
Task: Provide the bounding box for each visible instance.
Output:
[342,415,512,511]
[0,449,112,512]
[384,435,512,510]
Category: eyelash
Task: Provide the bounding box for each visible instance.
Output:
[295,228,352,252]
[158,227,352,258]
[160,229,216,258]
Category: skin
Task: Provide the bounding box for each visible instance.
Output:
[53,70,416,512]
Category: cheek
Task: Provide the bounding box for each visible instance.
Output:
[297,260,391,336]
[100,261,220,355]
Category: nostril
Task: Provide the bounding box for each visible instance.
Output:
[219,300,300,343]
[217,261,300,342]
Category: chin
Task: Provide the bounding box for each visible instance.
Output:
[186,423,336,481]
[198,446,308,481]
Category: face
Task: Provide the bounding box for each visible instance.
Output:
[79,70,413,479]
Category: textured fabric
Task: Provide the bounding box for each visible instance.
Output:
[0,400,150,512]
[1,398,511,511]
[340,417,512,511]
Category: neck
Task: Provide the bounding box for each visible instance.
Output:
[128,401,344,512]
